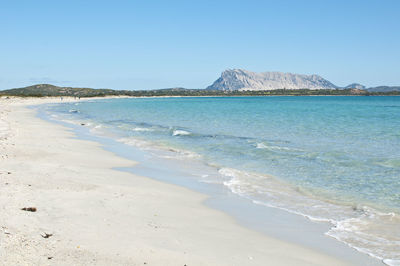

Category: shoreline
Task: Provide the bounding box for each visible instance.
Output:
[39,98,386,265]
[0,97,382,265]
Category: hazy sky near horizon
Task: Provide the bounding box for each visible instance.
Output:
[1,0,399,90]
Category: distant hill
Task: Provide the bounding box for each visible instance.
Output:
[367,86,400,92]
[344,83,366,90]
[1,81,399,98]
[206,69,338,91]
[0,84,120,97]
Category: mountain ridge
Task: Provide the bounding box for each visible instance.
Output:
[206,69,339,91]
[206,69,400,92]
[1,71,400,97]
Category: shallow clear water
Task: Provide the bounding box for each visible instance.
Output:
[43,96,400,264]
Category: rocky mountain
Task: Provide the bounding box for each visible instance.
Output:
[206,69,338,91]
[344,83,366,90]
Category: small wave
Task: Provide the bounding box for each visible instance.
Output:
[118,137,152,149]
[58,118,89,127]
[69,109,79,113]
[255,142,302,152]
[256,143,269,149]
[383,259,400,266]
[132,127,154,132]
[197,174,225,184]
[90,124,104,133]
[375,159,400,168]
[118,136,201,160]
[89,123,118,137]
[172,129,191,136]
[163,147,202,159]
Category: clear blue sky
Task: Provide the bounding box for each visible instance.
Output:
[1,0,399,90]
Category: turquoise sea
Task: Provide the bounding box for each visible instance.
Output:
[42,96,400,264]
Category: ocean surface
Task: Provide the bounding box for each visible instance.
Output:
[42,96,400,264]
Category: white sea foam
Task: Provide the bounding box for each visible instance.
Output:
[132,127,154,132]
[172,129,191,136]
[161,147,202,160]
[89,124,106,134]
[255,142,302,152]
[118,137,153,149]
[59,118,87,126]
[118,136,201,160]
[197,174,225,184]
[383,259,400,266]
[326,208,400,264]
[218,167,400,264]
[256,142,268,149]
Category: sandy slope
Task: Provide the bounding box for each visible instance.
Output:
[0,97,351,265]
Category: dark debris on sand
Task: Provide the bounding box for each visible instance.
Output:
[21,207,37,212]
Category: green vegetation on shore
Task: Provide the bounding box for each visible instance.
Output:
[1,84,399,98]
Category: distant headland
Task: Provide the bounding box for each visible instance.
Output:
[1,69,399,97]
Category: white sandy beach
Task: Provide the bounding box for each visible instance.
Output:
[0,97,372,265]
